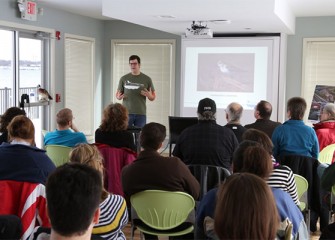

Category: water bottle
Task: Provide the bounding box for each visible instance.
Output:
[29,91,36,102]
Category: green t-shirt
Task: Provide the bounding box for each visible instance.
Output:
[117,72,155,115]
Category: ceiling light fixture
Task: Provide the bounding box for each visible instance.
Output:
[156,15,176,19]
[209,19,232,24]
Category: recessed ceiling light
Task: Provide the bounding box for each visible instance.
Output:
[156,15,176,19]
[210,19,231,24]
[244,27,252,30]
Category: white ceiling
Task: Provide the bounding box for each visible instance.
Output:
[38,0,335,35]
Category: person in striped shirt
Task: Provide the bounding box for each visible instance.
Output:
[69,144,129,240]
[242,128,299,205]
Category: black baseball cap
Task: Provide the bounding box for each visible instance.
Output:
[197,98,216,114]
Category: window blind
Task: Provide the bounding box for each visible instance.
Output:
[65,36,94,137]
[302,39,335,122]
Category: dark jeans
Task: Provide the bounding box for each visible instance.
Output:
[128,114,146,128]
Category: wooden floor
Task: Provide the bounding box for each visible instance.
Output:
[123,222,169,240]
[123,223,140,240]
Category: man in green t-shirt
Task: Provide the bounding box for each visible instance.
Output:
[116,55,156,128]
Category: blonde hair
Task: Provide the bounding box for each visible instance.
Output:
[69,144,108,200]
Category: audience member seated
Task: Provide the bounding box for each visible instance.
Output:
[0,107,26,144]
[0,115,55,184]
[244,100,281,138]
[196,143,308,239]
[172,98,238,170]
[214,173,279,240]
[29,163,102,240]
[122,122,200,240]
[69,143,128,239]
[242,128,299,205]
[44,108,87,147]
[95,103,136,152]
[321,162,335,191]
[272,97,319,160]
[313,103,335,156]
[224,102,247,143]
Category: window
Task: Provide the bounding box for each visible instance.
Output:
[0,28,50,147]
[65,34,95,140]
[302,38,335,123]
[112,40,175,131]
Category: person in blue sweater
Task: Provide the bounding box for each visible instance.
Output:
[196,142,308,239]
[272,97,319,160]
[44,108,87,147]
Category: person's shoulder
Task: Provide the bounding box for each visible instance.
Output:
[272,187,290,199]
[103,193,126,205]
[72,131,86,138]
[268,119,282,126]
[29,226,51,240]
[121,72,132,79]
[274,164,292,172]
[44,130,57,137]
[218,124,236,134]
[244,122,256,128]
[140,72,151,79]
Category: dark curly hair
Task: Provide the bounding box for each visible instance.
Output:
[0,107,26,133]
[99,103,128,132]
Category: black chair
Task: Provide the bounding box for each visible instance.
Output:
[168,116,198,156]
[0,215,22,240]
[279,154,321,232]
[127,126,142,153]
[187,164,231,200]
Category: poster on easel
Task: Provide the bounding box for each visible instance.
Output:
[308,85,335,122]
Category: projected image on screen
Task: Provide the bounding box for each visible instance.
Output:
[197,53,255,92]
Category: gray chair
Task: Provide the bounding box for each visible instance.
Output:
[187,164,231,200]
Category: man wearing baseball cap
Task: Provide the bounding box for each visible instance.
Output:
[172,98,238,170]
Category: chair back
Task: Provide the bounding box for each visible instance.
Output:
[294,174,308,211]
[319,143,335,164]
[94,143,137,196]
[0,215,22,239]
[130,190,195,230]
[45,144,72,167]
[278,154,320,215]
[188,164,231,200]
[168,116,198,156]
[0,180,50,240]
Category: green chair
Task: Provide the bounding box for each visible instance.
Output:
[130,190,195,240]
[45,145,72,167]
[294,174,310,232]
[319,144,335,164]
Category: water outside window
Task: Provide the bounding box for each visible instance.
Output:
[0,29,47,148]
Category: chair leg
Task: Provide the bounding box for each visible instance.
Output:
[306,209,310,233]
[131,224,134,240]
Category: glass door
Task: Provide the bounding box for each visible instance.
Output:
[0,29,50,148]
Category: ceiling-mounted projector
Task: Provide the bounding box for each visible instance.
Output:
[185,21,213,38]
